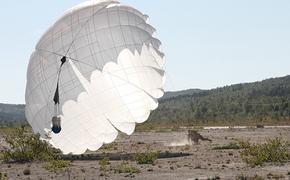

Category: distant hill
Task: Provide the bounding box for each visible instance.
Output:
[162,89,202,100]
[149,75,290,125]
[1,75,290,126]
[0,103,26,125]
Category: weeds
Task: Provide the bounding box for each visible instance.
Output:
[134,151,159,164]
[43,160,70,172]
[237,139,251,149]
[240,137,289,167]
[98,158,140,175]
[99,157,110,171]
[113,161,141,174]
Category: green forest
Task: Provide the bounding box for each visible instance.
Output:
[148,75,290,125]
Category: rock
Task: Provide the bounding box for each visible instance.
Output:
[147,168,153,172]
[23,168,31,175]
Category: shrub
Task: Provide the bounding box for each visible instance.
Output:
[99,157,110,171]
[134,151,159,164]
[113,161,140,174]
[43,160,70,172]
[238,139,251,149]
[1,127,60,163]
[240,137,289,167]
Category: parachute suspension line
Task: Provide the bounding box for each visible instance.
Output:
[36,48,160,100]
[35,49,160,137]
[52,56,67,134]
[35,49,161,135]
[40,47,157,99]
[53,56,67,104]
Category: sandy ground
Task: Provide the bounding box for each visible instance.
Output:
[1,127,290,180]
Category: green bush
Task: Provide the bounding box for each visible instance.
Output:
[113,161,140,174]
[98,158,140,174]
[240,137,289,167]
[1,127,60,163]
[99,157,110,171]
[134,151,159,164]
[238,139,251,149]
[43,160,70,172]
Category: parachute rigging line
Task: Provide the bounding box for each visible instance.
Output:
[53,56,67,105]
[52,56,66,134]
[36,48,159,101]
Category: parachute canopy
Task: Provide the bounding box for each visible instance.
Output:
[25,0,165,154]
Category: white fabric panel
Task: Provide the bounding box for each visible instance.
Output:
[25,0,165,154]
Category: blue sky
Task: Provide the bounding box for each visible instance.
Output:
[1,0,290,104]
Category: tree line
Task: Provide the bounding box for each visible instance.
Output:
[149,75,290,125]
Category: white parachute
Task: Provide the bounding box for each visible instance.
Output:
[25,0,165,154]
